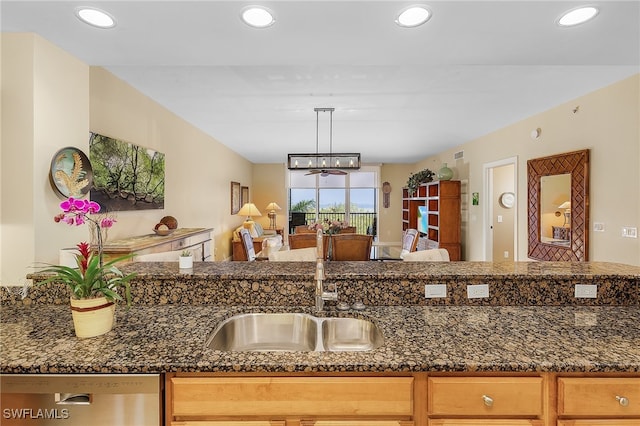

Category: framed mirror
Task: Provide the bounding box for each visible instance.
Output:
[527,149,590,261]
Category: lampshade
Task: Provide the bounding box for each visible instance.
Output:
[265,202,281,211]
[238,203,262,218]
[558,201,571,209]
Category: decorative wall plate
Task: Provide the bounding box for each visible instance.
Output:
[49,147,93,198]
[499,192,515,209]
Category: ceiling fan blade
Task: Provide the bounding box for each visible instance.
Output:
[328,169,347,175]
[305,170,321,176]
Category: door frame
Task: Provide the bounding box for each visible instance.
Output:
[483,156,518,261]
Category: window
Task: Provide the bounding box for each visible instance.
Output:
[288,166,379,236]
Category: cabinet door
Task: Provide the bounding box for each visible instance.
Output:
[172,422,283,426]
[557,421,640,426]
[428,377,543,416]
[429,421,543,426]
[171,377,413,418]
[558,378,640,416]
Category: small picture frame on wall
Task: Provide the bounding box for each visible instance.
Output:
[231,181,241,214]
[241,186,249,205]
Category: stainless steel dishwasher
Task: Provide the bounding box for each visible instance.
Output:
[1,374,161,425]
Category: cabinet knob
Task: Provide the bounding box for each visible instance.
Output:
[616,395,629,407]
[482,394,494,407]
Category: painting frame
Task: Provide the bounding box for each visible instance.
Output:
[231,181,241,214]
[241,186,249,206]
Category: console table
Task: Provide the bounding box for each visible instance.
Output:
[101,227,213,262]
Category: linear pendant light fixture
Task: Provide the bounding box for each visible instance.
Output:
[287,107,361,175]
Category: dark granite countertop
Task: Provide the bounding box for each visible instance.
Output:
[4,261,639,375]
[2,304,639,374]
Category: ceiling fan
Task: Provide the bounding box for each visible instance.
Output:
[287,107,360,175]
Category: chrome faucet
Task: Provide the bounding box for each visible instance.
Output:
[315,228,337,311]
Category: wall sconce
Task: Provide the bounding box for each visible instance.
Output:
[265,202,282,229]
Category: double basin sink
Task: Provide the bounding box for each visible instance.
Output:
[206,313,383,352]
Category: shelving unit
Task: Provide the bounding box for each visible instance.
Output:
[402,181,461,261]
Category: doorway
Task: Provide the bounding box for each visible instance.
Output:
[483,157,518,261]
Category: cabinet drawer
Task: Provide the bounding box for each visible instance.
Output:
[428,377,543,416]
[557,421,640,426]
[557,377,640,416]
[429,421,543,426]
[172,377,414,417]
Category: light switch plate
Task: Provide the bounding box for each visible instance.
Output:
[425,284,447,298]
[622,227,638,238]
[467,284,489,299]
[593,222,605,232]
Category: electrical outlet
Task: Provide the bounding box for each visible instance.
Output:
[593,222,605,232]
[503,251,509,258]
[425,284,447,298]
[467,284,489,299]
[575,284,597,299]
[622,227,638,238]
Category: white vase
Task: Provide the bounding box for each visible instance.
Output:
[70,296,115,338]
[179,255,193,269]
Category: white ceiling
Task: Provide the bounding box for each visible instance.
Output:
[2,1,639,164]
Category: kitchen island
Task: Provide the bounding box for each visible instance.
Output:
[2,261,639,425]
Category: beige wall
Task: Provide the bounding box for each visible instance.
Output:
[491,164,515,261]
[89,67,252,261]
[251,164,288,233]
[379,164,411,244]
[1,34,254,286]
[1,33,90,286]
[414,74,640,265]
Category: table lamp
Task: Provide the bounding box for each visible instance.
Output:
[237,203,262,229]
[265,202,282,229]
[558,201,571,227]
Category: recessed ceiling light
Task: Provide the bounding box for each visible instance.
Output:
[396,5,431,28]
[241,6,275,29]
[557,6,599,27]
[75,7,116,29]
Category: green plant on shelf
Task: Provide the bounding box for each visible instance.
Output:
[406,168,434,196]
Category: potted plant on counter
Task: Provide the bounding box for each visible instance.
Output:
[37,197,135,338]
[179,250,193,269]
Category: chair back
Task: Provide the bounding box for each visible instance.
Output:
[401,248,450,262]
[330,234,373,261]
[288,233,329,259]
[269,247,317,262]
[338,226,357,234]
[239,228,256,261]
[294,225,315,234]
[401,229,419,256]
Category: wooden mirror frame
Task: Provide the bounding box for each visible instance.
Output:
[527,149,590,261]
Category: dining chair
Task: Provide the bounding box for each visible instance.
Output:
[294,225,315,234]
[400,228,419,258]
[239,228,256,261]
[330,234,373,261]
[268,247,318,261]
[401,248,450,262]
[288,233,330,259]
[338,226,357,234]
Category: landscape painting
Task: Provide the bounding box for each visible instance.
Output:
[89,132,165,211]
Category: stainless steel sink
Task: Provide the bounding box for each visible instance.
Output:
[322,317,384,351]
[206,313,383,352]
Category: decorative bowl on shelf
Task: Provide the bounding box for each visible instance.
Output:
[153,228,174,236]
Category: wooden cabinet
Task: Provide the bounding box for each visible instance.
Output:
[402,181,461,260]
[167,373,640,426]
[557,377,640,424]
[427,376,544,425]
[168,375,414,425]
[100,228,213,262]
